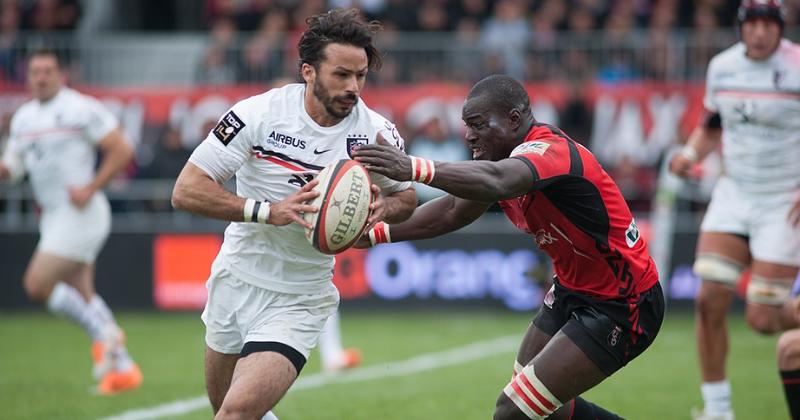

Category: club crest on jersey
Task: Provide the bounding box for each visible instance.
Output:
[213,111,245,146]
[346,135,369,158]
[625,219,640,248]
[510,141,550,157]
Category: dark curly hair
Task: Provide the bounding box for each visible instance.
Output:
[298,8,383,72]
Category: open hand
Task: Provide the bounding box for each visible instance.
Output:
[269,179,320,228]
[352,133,412,182]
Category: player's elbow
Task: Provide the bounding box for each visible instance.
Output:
[171,181,191,212]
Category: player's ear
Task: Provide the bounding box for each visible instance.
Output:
[301,63,315,84]
[508,108,522,130]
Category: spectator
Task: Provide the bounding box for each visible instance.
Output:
[0,0,24,84]
[405,98,469,203]
[238,9,288,83]
[196,17,239,84]
[480,0,531,80]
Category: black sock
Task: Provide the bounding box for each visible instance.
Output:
[569,397,624,420]
[781,370,800,420]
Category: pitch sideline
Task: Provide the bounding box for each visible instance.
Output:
[100,334,520,420]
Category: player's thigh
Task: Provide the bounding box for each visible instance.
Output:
[204,346,239,413]
[63,263,96,300]
[516,322,553,366]
[23,251,85,299]
[218,350,298,418]
[696,232,750,265]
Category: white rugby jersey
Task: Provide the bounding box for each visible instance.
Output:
[4,87,118,209]
[189,83,412,293]
[704,39,800,193]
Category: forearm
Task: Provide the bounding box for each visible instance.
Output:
[426,161,507,203]
[172,163,247,222]
[683,126,721,163]
[388,195,489,242]
[380,188,417,223]
[91,131,133,191]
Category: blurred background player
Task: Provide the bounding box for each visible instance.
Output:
[171,9,415,419]
[668,1,800,419]
[0,49,141,395]
[354,74,664,420]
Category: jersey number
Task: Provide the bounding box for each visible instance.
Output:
[288,173,315,188]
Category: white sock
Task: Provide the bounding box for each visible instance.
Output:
[90,295,115,325]
[261,411,279,420]
[701,380,732,415]
[90,294,135,370]
[46,283,106,341]
[318,311,344,368]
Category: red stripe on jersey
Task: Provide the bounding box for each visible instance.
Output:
[17,127,83,140]
[717,90,800,100]
[518,374,556,411]
[414,157,422,181]
[783,378,800,385]
[510,381,546,416]
[257,155,306,172]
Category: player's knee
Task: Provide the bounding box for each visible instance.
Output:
[496,364,562,420]
[745,306,782,335]
[694,286,730,322]
[693,254,743,286]
[23,274,50,303]
[777,332,800,369]
[215,400,264,420]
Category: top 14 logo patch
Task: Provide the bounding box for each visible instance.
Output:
[213,111,245,146]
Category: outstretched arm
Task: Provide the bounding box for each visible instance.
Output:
[353,144,534,203]
[361,194,491,248]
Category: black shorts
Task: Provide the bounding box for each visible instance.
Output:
[533,280,665,376]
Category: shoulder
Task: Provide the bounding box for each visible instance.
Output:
[362,102,396,131]
[234,83,302,124]
[63,88,105,109]
[10,100,38,130]
[778,39,800,62]
[708,43,745,73]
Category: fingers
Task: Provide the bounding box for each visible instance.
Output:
[296,204,318,214]
[294,190,320,203]
[300,178,320,192]
[291,213,313,229]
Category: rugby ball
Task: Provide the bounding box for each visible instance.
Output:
[304,159,373,254]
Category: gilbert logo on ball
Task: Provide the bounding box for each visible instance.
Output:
[304,159,373,254]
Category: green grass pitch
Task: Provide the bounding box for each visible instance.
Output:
[0,310,788,419]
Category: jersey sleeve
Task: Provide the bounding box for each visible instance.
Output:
[508,139,571,187]
[372,119,412,194]
[702,56,719,113]
[188,100,254,183]
[82,95,119,143]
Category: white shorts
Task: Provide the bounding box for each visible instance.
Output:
[202,259,340,360]
[701,177,800,266]
[37,193,111,264]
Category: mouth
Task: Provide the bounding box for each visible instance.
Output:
[470,144,487,160]
[337,97,356,107]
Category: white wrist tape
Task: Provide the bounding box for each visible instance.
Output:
[409,156,435,184]
[368,222,391,246]
[243,198,270,224]
[679,145,699,163]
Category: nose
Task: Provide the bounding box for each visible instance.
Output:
[346,75,359,95]
[464,127,478,143]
